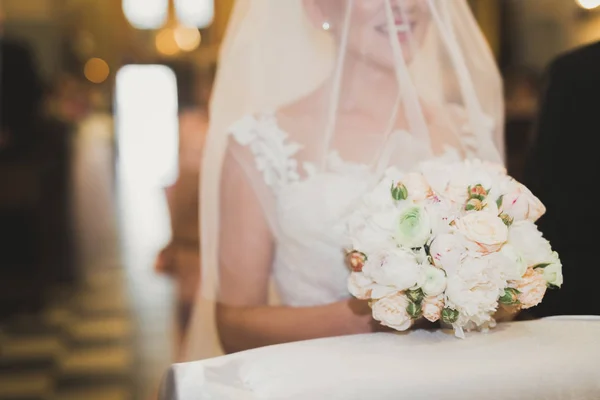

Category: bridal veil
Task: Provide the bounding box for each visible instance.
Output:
[183,0,504,360]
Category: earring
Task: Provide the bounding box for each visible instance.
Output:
[322,21,331,31]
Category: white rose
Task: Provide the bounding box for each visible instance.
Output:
[501,182,546,223]
[394,205,432,248]
[429,233,466,275]
[420,265,447,296]
[371,293,413,331]
[508,221,553,267]
[498,243,528,280]
[454,212,508,254]
[445,255,506,327]
[347,209,397,255]
[363,249,422,293]
[399,172,432,201]
[540,252,563,288]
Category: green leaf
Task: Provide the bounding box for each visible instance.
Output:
[496,195,504,209]
[465,203,476,211]
[441,308,459,324]
[406,301,422,319]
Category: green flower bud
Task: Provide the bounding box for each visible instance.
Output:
[406,301,422,319]
[406,288,424,304]
[441,307,459,324]
[391,182,408,201]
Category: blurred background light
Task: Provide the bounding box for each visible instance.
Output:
[123,0,168,29]
[155,28,180,56]
[115,65,179,187]
[174,0,214,28]
[576,0,600,10]
[174,25,202,52]
[83,57,110,84]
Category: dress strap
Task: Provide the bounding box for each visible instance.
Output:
[229,113,302,195]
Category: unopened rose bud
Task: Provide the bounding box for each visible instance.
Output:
[465,198,483,211]
[441,307,459,324]
[406,288,424,304]
[499,287,520,306]
[468,184,488,200]
[391,182,408,201]
[499,213,514,227]
[406,301,422,319]
[347,251,367,272]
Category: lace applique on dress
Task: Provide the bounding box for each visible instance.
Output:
[230,114,302,194]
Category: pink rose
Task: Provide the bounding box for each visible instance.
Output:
[516,268,547,309]
[501,182,546,223]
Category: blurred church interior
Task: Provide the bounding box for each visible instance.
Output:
[1,0,599,399]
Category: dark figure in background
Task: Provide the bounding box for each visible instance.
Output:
[504,67,540,183]
[0,35,44,155]
[525,41,600,317]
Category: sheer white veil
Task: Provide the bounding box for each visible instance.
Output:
[184,0,504,361]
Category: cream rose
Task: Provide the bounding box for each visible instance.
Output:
[371,293,413,331]
[508,221,553,267]
[363,249,422,293]
[516,268,547,309]
[394,205,432,248]
[420,265,447,296]
[454,212,508,254]
[501,182,546,223]
[422,296,444,322]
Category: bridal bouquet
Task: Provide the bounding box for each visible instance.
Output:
[346,159,562,338]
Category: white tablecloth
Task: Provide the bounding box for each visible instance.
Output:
[161,318,600,399]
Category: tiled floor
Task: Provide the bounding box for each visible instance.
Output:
[0,116,176,400]
[0,269,136,400]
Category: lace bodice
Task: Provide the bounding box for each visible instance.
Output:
[229,114,373,306]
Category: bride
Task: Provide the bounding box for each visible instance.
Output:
[183,0,507,360]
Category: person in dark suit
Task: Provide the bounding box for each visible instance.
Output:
[0,29,43,154]
[525,41,600,317]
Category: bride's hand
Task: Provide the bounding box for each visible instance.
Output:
[342,298,385,334]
